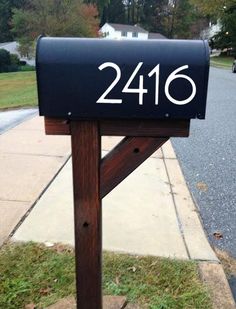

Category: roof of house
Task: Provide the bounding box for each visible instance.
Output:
[148,33,167,39]
[106,23,148,34]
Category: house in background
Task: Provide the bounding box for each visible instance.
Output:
[148,32,167,40]
[100,23,148,40]
[200,22,221,40]
[99,23,167,40]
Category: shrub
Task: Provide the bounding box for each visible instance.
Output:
[19,60,27,66]
[0,49,11,65]
[0,49,11,72]
[19,65,35,71]
[10,53,20,65]
[0,48,35,73]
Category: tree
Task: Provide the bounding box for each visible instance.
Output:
[0,0,12,42]
[101,0,126,24]
[166,0,199,39]
[84,0,110,17]
[212,5,236,51]
[0,0,26,42]
[12,0,99,39]
[11,0,99,56]
[190,0,235,19]
[139,0,168,34]
[139,0,200,39]
[190,0,236,50]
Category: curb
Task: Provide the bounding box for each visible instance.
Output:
[199,261,236,309]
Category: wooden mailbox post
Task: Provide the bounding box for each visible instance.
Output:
[36,37,209,309]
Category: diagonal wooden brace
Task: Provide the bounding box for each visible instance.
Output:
[100,136,168,198]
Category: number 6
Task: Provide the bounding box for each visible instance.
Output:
[165,65,196,105]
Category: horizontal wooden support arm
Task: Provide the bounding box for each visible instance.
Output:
[45,117,190,137]
[100,119,189,137]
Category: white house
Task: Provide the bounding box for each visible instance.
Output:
[200,21,221,40]
[148,32,167,40]
[99,23,149,40]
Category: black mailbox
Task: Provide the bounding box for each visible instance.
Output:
[36,37,209,120]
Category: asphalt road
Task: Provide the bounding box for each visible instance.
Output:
[172,67,236,257]
[0,108,38,134]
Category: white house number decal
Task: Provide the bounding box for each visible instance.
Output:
[96,62,196,106]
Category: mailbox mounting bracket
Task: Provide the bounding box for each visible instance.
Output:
[44,117,190,309]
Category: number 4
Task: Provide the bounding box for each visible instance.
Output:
[122,62,148,105]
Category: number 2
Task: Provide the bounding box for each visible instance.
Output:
[96,62,122,104]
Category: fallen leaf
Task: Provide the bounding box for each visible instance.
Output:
[196,182,208,192]
[39,287,52,296]
[213,232,223,240]
[25,304,36,309]
[53,243,73,253]
[127,266,136,272]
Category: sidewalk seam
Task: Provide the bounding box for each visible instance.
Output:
[0,199,30,203]
[1,152,67,158]
[161,147,191,259]
[8,154,72,242]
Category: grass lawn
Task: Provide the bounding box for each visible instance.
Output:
[0,71,37,110]
[0,242,212,309]
[210,56,234,69]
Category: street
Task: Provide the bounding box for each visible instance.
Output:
[172,67,236,257]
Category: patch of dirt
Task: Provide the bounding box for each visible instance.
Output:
[215,248,236,278]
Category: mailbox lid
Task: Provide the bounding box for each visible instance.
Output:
[36,37,209,120]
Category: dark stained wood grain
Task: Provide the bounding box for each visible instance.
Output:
[45,117,190,137]
[71,121,102,309]
[100,119,190,137]
[45,118,70,135]
[100,137,168,198]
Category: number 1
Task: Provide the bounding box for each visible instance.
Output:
[148,64,160,105]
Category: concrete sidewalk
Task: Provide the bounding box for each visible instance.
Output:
[10,117,217,261]
[2,115,236,308]
[0,116,70,246]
